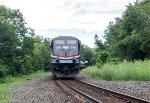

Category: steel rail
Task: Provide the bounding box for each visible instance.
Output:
[57,80,102,103]
[76,79,150,103]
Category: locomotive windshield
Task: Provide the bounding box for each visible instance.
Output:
[52,39,78,53]
[53,40,77,45]
[54,40,65,44]
[66,40,77,44]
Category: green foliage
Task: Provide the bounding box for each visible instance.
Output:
[42,38,51,71]
[94,50,109,68]
[0,83,11,103]
[0,5,51,79]
[81,66,101,79]
[81,60,150,81]
[94,34,106,51]
[0,64,8,78]
[107,57,121,65]
[104,1,150,61]
[32,37,51,71]
[80,44,94,65]
[94,34,109,67]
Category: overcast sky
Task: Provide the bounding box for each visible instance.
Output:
[0,0,136,48]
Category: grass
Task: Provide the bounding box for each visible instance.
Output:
[81,60,150,81]
[0,71,50,103]
[0,83,11,103]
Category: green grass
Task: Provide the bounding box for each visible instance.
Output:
[0,83,11,103]
[81,60,150,81]
[0,71,50,103]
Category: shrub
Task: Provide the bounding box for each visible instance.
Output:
[0,65,8,78]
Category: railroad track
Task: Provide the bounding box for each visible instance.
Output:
[76,79,150,103]
[56,79,150,103]
[56,80,101,103]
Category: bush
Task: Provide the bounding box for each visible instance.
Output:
[107,57,122,65]
[94,50,109,68]
[101,68,114,80]
[0,65,8,78]
[81,66,101,79]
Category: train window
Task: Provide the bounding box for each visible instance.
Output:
[54,40,65,44]
[67,40,77,44]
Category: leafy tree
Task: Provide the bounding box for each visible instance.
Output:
[32,36,51,71]
[0,5,51,79]
[80,44,93,65]
[94,34,109,67]
[42,38,51,71]
[94,34,105,51]
[104,0,150,60]
[0,5,27,36]
[94,50,108,68]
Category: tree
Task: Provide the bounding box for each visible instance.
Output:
[0,5,51,79]
[80,44,93,65]
[94,34,105,51]
[94,34,109,67]
[104,1,150,60]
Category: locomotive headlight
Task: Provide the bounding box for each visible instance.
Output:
[56,46,61,49]
[71,46,76,49]
[62,46,69,49]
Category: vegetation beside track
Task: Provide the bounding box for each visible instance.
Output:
[81,60,150,81]
[82,1,150,81]
[0,71,50,103]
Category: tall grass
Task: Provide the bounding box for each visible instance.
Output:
[81,60,150,81]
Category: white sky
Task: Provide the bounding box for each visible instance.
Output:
[0,0,135,48]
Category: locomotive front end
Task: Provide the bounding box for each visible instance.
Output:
[51,36,80,78]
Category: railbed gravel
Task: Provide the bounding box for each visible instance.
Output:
[77,74,150,102]
[10,76,81,103]
[63,80,126,103]
[9,74,150,103]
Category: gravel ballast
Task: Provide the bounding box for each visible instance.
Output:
[9,74,150,102]
[63,80,126,103]
[10,76,80,103]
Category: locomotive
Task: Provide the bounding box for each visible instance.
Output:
[50,36,80,79]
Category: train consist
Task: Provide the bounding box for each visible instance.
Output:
[50,36,81,79]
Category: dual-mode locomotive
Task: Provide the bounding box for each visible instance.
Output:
[51,36,80,78]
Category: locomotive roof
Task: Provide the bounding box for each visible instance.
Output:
[52,36,79,40]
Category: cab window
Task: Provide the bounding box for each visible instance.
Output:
[54,40,65,44]
[67,40,77,44]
